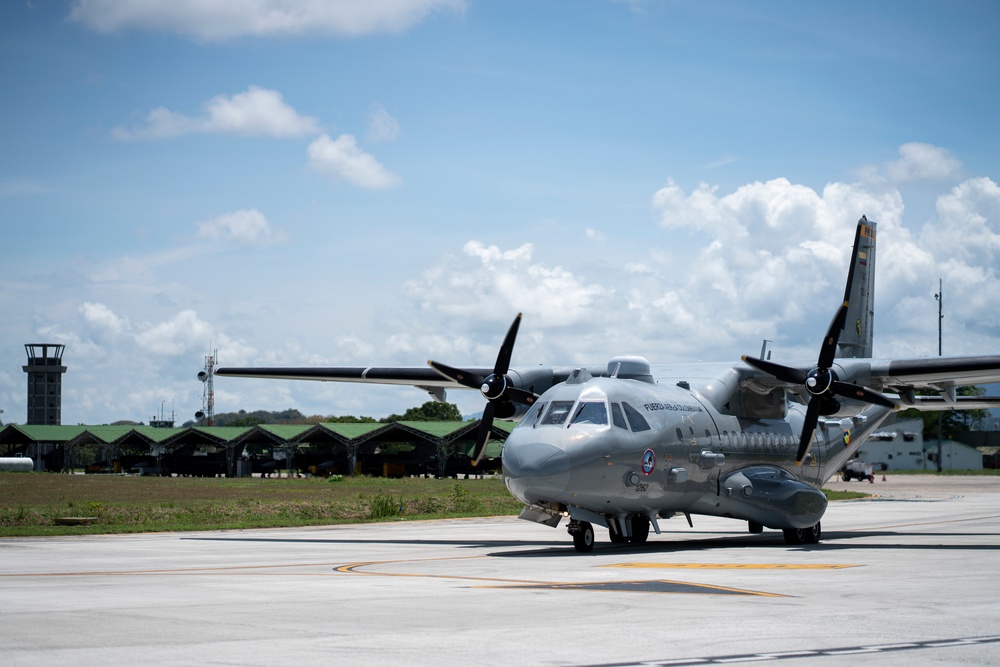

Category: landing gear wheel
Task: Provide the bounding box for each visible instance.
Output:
[783,522,821,545]
[608,528,628,544]
[803,521,821,544]
[783,528,804,545]
[748,521,763,534]
[629,515,649,544]
[571,521,595,553]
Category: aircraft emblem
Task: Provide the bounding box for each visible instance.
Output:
[641,449,656,475]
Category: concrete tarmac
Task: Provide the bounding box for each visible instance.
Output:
[2,476,999,666]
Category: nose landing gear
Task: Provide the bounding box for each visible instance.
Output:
[783,521,822,545]
[568,520,595,553]
[570,514,652,552]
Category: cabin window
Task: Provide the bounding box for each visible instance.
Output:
[622,402,651,432]
[571,401,608,426]
[517,402,546,429]
[610,403,628,430]
[540,401,575,426]
[675,427,684,441]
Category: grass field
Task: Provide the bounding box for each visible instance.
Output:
[0,473,873,537]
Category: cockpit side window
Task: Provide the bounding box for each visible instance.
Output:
[622,402,651,432]
[570,401,608,426]
[610,403,627,430]
[540,400,575,426]
[517,401,546,429]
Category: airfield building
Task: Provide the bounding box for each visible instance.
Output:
[22,343,66,426]
[853,417,983,471]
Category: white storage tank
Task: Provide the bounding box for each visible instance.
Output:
[0,457,35,472]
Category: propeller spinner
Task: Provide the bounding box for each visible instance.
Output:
[429,313,538,466]
[742,221,896,464]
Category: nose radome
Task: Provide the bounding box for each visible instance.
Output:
[502,440,571,503]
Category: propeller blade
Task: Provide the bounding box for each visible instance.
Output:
[741,220,894,467]
[796,398,822,464]
[831,381,897,409]
[471,402,495,466]
[430,314,537,468]
[741,356,808,385]
[428,360,484,390]
[818,223,864,369]
[493,313,522,375]
[817,304,848,370]
[504,387,538,405]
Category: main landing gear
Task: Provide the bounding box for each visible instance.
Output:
[782,522,822,545]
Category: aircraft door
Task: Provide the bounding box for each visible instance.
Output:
[678,405,725,484]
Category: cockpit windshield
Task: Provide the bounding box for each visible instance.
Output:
[540,400,575,425]
[570,401,608,426]
[518,399,610,428]
[517,401,546,429]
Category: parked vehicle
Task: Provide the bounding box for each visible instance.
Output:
[841,458,875,482]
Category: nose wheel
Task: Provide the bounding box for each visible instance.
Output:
[783,522,821,545]
[568,521,595,553]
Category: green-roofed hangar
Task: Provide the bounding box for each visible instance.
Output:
[0,421,511,478]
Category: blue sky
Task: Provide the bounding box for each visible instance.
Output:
[1,0,998,425]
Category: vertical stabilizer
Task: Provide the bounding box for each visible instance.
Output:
[838,216,876,359]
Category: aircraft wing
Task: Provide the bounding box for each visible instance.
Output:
[214,365,478,388]
[737,354,1000,412]
[871,355,1000,389]
[871,355,1000,411]
[213,363,600,400]
[216,354,1000,411]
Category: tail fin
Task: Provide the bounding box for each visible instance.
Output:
[838,216,876,359]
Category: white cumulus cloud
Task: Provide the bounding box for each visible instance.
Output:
[404,241,609,329]
[307,134,400,189]
[884,142,962,183]
[112,86,319,140]
[69,0,466,42]
[367,104,401,143]
[80,302,130,340]
[135,310,216,356]
[196,209,286,246]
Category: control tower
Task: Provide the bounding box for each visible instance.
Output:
[23,343,67,425]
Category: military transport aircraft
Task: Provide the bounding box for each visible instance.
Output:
[216,217,1000,552]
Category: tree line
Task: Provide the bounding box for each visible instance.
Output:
[185,401,466,428]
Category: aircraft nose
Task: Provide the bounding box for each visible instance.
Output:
[502,440,571,503]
